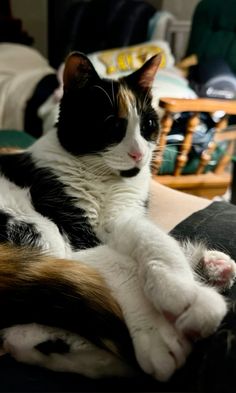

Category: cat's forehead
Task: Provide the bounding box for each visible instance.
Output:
[94,78,140,117]
[117,83,137,118]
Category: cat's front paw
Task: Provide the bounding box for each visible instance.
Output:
[132,314,191,381]
[141,259,228,340]
[202,250,236,290]
[175,285,228,338]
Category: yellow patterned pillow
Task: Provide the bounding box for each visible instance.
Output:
[88,40,175,78]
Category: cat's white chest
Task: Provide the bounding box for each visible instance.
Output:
[67,169,149,244]
[30,130,150,244]
[95,172,150,242]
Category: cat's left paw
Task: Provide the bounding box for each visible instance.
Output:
[141,259,228,340]
[175,285,228,338]
[202,250,236,290]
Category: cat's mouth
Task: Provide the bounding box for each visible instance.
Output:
[119,168,140,177]
[118,154,150,176]
[102,149,151,176]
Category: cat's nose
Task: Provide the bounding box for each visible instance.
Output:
[128,151,143,162]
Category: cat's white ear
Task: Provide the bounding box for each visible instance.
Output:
[126,53,162,90]
[63,52,99,90]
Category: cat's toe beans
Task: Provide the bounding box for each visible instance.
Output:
[203,250,236,288]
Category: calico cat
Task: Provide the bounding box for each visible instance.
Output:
[0,52,235,381]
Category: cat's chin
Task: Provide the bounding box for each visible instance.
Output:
[119,168,141,177]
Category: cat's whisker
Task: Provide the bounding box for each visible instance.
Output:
[154,141,206,149]
[93,85,114,108]
[140,86,152,118]
[104,114,115,123]
[111,80,115,109]
[151,155,177,165]
[81,161,112,176]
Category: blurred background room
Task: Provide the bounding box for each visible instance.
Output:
[1,0,236,202]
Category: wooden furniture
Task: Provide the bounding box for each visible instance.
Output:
[152,97,236,199]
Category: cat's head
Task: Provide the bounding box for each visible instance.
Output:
[57,52,161,177]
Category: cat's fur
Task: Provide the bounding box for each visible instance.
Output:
[0,53,234,381]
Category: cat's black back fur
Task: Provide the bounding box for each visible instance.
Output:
[0,153,100,250]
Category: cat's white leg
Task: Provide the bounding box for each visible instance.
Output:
[108,214,197,315]
[107,215,228,339]
[73,246,191,381]
[1,324,134,378]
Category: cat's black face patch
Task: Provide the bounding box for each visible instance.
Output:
[57,79,128,156]
[58,53,160,159]
[57,76,159,158]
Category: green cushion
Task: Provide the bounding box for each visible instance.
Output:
[158,142,227,175]
[0,130,36,149]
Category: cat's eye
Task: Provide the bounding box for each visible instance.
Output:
[141,116,158,141]
[147,119,155,128]
[143,118,156,130]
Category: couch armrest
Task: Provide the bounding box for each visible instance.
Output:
[159,97,236,115]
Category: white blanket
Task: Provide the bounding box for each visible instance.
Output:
[0,43,55,131]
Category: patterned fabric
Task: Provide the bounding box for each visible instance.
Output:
[88,40,174,76]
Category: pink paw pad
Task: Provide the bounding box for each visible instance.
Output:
[203,252,236,288]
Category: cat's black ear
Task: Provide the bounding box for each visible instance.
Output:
[63,52,99,90]
[125,53,162,90]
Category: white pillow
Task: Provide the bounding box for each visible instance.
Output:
[152,67,197,101]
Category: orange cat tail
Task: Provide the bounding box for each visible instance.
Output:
[0,243,135,363]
